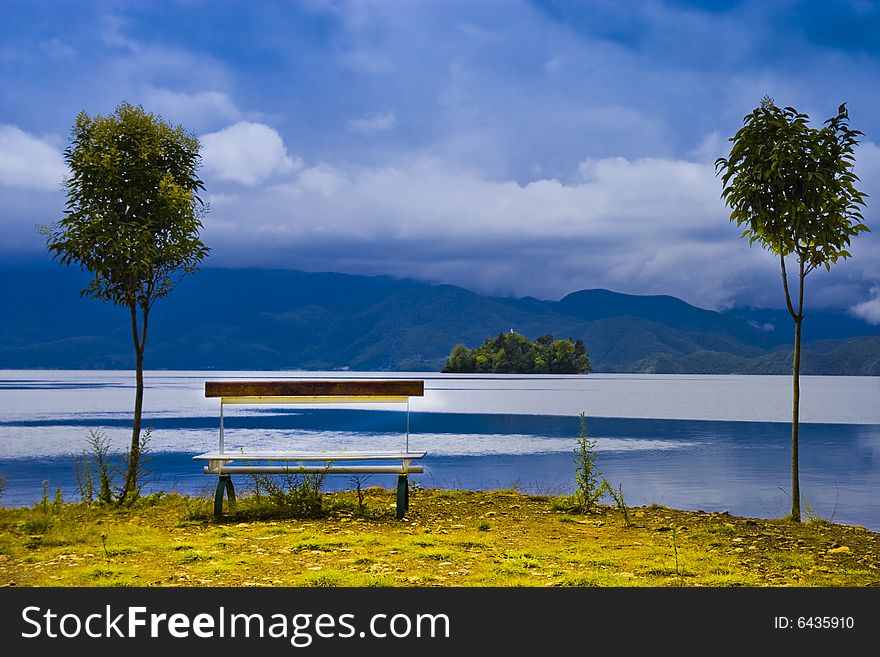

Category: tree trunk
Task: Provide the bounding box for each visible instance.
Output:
[789,262,805,522]
[791,313,802,521]
[118,303,147,505]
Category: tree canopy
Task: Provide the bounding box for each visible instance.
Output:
[48,102,209,308]
[442,332,590,374]
[715,98,868,276]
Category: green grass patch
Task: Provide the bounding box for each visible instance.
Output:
[0,489,876,588]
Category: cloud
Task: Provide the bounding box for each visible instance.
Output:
[690,131,729,164]
[851,289,880,325]
[347,112,397,133]
[199,153,768,307]
[141,88,241,131]
[200,122,301,186]
[195,136,879,308]
[0,125,66,191]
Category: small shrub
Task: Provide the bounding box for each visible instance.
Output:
[802,495,830,525]
[23,516,53,535]
[74,427,154,506]
[52,486,64,512]
[86,428,115,504]
[556,413,631,526]
[573,413,608,513]
[37,480,50,514]
[249,469,328,519]
[179,494,212,522]
[303,572,344,587]
[672,526,684,585]
[180,552,209,564]
[497,552,540,569]
[606,482,631,527]
[25,480,62,535]
[349,475,372,516]
[73,452,94,504]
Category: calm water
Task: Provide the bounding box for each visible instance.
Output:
[1,370,878,530]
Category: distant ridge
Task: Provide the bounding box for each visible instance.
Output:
[1,265,878,374]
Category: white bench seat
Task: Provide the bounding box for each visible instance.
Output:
[194,450,426,475]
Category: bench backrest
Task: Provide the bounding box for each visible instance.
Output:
[205,379,424,400]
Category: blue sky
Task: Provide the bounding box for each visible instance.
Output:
[1,0,879,320]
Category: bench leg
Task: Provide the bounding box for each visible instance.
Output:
[213,475,235,519]
[396,474,409,519]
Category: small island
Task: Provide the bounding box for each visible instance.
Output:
[442,331,590,374]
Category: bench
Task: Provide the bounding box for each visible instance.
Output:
[194,379,426,520]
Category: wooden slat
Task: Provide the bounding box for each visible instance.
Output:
[219,395,410,405]
[205,379,424,398]
[193,451,427,461]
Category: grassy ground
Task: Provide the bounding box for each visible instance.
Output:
[1,486,878,587]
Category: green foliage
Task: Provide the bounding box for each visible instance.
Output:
[606,482,631,528]
[715,98,868,271]
[572,413,608,513]
[349,475,372,516]
[671,526,683,584]
[444,343,476,372]
[24,480,65,536]
[74,428,114,505]
[553,413,631,525]
[73,427,153,506]
[38,480,50,515]
[46,102,210,309]
[249,471,328,519]
[442,331,590,374]
[128,426,154,502]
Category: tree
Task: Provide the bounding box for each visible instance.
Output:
[443,343,476,373]
[45,103,210,505]
[715,98,869,521]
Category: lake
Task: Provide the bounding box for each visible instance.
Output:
[1,370,878,530]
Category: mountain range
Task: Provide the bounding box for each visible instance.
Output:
[1,265,878,375]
